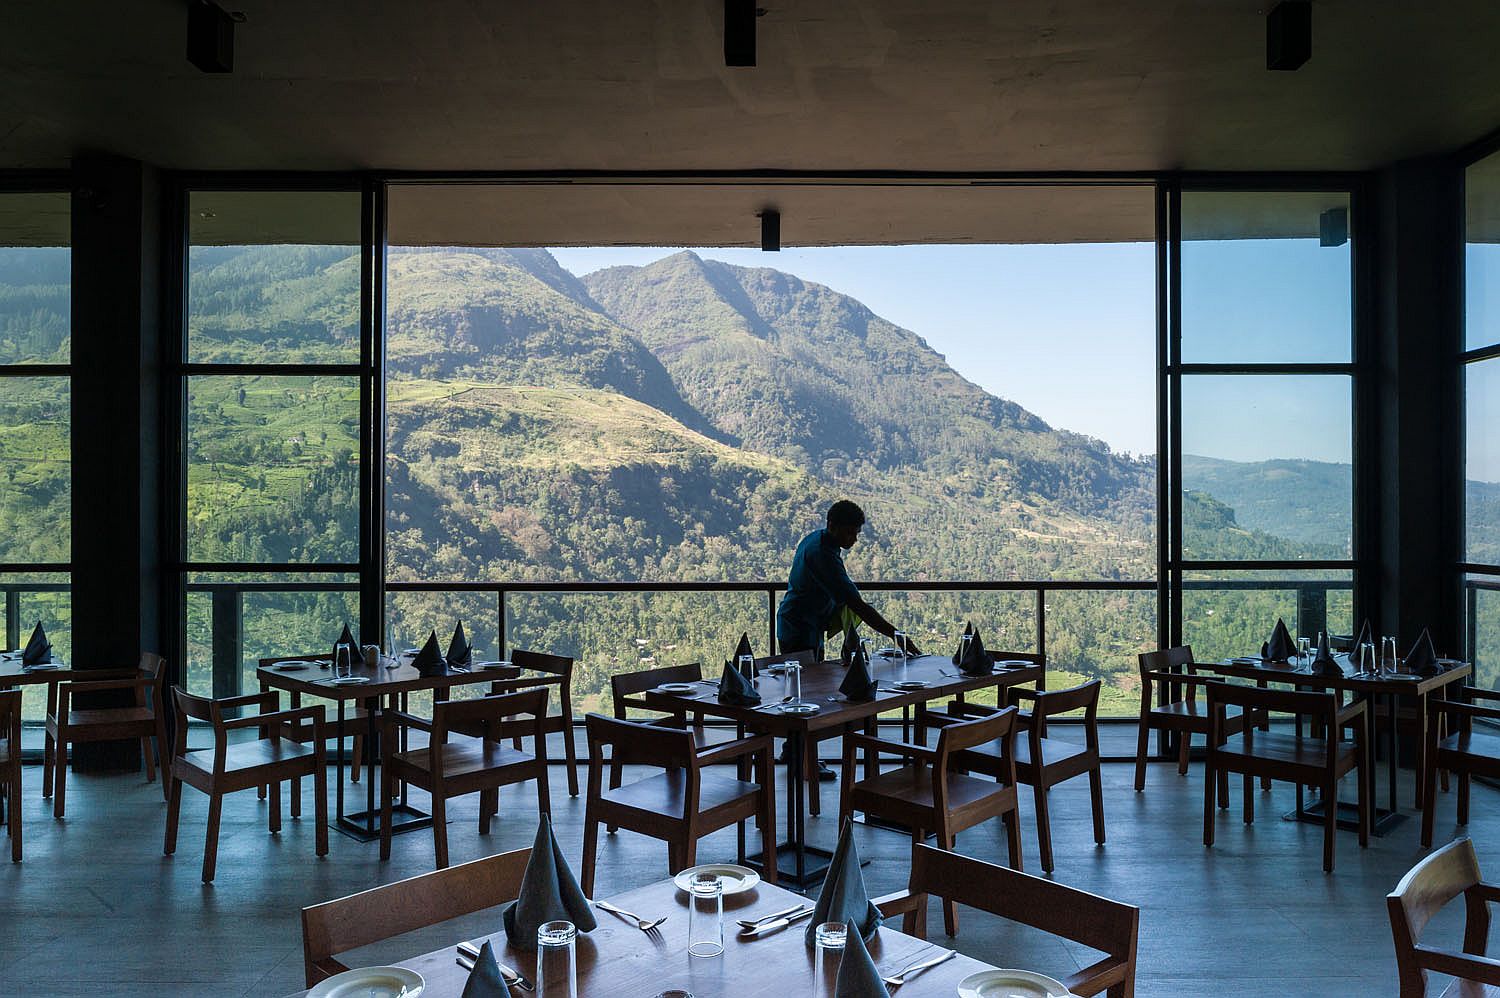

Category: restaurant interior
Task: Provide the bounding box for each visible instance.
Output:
[4,1,1500,995]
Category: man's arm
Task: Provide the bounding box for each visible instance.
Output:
[848,596,922,655]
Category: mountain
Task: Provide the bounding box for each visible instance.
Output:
[1181,454,1352,556]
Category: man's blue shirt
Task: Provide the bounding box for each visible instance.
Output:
[776,528,860,651]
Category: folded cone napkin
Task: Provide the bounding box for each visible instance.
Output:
[839,640,876,701]
[411,630,448,676]
[1311,630,1341,676]
[958,628,990,676]
[951,621,975,666]
[807,820,882,947]
[460,939,512,998]
[21,621,50,665]
[503,814,597,950]
[1261,618,1295,663]
[835,918,892,998]
[840,625,862,668]
[447,621,473,668]
[718,660,762,706]
[1405,628,1439,676]
[732,631,754,663]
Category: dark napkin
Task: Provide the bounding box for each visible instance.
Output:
[460,939,513,998]
[835,918,892,998]
[503,814,597,950]
[411,630,448,676]
[806,820,882,947]
[840,625,861,667]
[447,621,473,668]
[1261,618,1295,663]
[839,640,876,701]
[331,621,357,662]
[958,627,990,676]
[732,631,754,663]
[951,620,975,665]
[718,660,762,706]
[21,621,50,665]
[1405,628,1439,676]
[1311,630,1341,676]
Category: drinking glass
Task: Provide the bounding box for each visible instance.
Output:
[688,873,724,958]
[1383,636,1399,677]
[1297,636,1310,663]
[737,653,756,681]
[813,921,847,998]
[536,920,578,997]
[859,637,873,665]
[894,629,909,667]
[333,641,352,681]
[784,663,803,706]
[1358,641,1376,676]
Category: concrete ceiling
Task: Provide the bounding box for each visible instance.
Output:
[3,0,1500,176]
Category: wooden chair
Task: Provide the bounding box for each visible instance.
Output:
[874,843,1139,997]
[1204,682,1367,872]
[258,654,368,787]
[1,688,20,861]
[476,648,581,798]
[1134,646,1252,789]
[840,706,1023,936]
[607,662,712,829]
[301,846,531,987]
[164,687,329,883]
[380,687,550,869]
[1388,837,1500,997]
[581,712,777,895]
[914,649,1044,745]
[935,679,1105,873]
[45,652,170,818]
[1422,687,1500,848]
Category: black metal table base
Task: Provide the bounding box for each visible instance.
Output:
[1282,796,1405,837]
[747,842,836,890]
[337,802,433,842]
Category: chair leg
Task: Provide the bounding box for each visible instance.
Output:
[1357,764,1370,850]
[431,793,449,869]
[1203,760,1216,847]
[1176,732,1190,776]
[1421,760,1438,849]
[1459,772,1471,826]
[1003,810,1023,871]
[1032,782,1054,874]
[1243,771,1255,825]
[8,773,19,862]
[141,737,156,784]
[1133,722,1150,792]
[313,757,329,858]
[1217,765,1229,810]
[164,776,182,855]
[52,741,67,818]
[581,809,599,897]
[41,730,54,799]
[290,774,302,819]
[379,764,395,861]
[937,827,959,937]
[607,755,622,835]
[760,797,779,886]
[808,742,822,817]
[1322,778,1337,873]
[681,837,698,871]
[350,734,362,783]
[563,722,580,798]
[154,714,170,801]
[479,788,497,835]
[269,778,282,834]
[202,792,223,883]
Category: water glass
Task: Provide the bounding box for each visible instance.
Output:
[860,637,873,665]
[894,629,909,666]
[813,921,847,997]
[737,653,756,681]
[1297,636,1310,663]
[1358,641,1376,676]
[688,873,724,958]
[536,920,578,997]
[784,663,802,706]
[1383,636,1399,676]
[333,641,352,681]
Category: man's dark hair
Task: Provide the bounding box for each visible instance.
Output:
[827,500,866,529]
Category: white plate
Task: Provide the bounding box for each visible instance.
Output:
[674,863,761,895]
[782,702,821,714]
[21,662,58,670]
[994,659,1035,669]
[328,675,371,685]
[893,680,928,691]
[957,968,1074,998]
[478,660,513,670]
[655,682,696,694]
[307,966,425,998]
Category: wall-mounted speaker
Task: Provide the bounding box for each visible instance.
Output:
[760,210,780,252]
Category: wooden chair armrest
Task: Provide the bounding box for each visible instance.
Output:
[1415,946,1500,985]
[213,691,278,712]
[1335,699,1367,727]
[1469,882,1500,906]
[695,733,772,767]
[382,710,434,733]
[1063,956,1128,997]
[845,732,937,762]
[872,889,924,919]
[1461,686,1500,703]
[1006,687,1040,704]
[1142,669,1219,686]
[60,677,153,694]
[221,706,326,732]
[1434,700,1500,725]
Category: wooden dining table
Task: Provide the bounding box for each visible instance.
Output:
[644,653,1043,887]
[1205,653,1471,835]
[256,654,533,841]
[286,876,1001,998]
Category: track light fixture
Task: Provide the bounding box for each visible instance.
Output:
[725,0,758,67]
[188,0,238,74]
[760,210,780,252]
[1266,1,1311,71]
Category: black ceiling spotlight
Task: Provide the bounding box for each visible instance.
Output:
[187,0,238,74]
[725,0,758,67]
[1266,1,1312,71]
[760,210,780,252]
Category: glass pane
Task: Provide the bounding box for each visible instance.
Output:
[0,377,70,562]
[1182,569,1354,666]
[1181,191,1352,364]
[1181,374,1351,560]
[1044,588,1157,718]
[1468,357,1500,565]
[1467,149,1500,351]
[0,192,70,365]
[186,375,359,563]
[184,574,357,699]
[187,191,361,364]
[1473,582,1500,691]
[0,571,70,719]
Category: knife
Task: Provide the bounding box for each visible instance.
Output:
[740,906,816,936]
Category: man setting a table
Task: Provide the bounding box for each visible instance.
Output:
[776,500,921,778]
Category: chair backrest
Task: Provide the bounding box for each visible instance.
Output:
[1206,681,1336,727]
[512,648,571,679]
[0,688,19,751]
[611,662,705,717]
[1138,646,1194,677]
[906,844,1138,996]
[436,687,548,744]
[1388,837,1490,996]
[935,704,1018,758]
[584,711,697,771]
[301,846,532,986]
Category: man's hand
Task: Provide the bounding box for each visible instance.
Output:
[898,635,923,657]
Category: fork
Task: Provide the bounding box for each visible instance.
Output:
[882,948,956,987]
[595,898,669,932]
[456,941,534,991]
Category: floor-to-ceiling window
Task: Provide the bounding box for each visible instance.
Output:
[177,188,368,698]
[0,189,72,720]
[1465,151,1500,688]
[1169,188,1359,656]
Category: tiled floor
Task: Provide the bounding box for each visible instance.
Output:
[0,729,1491,996]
